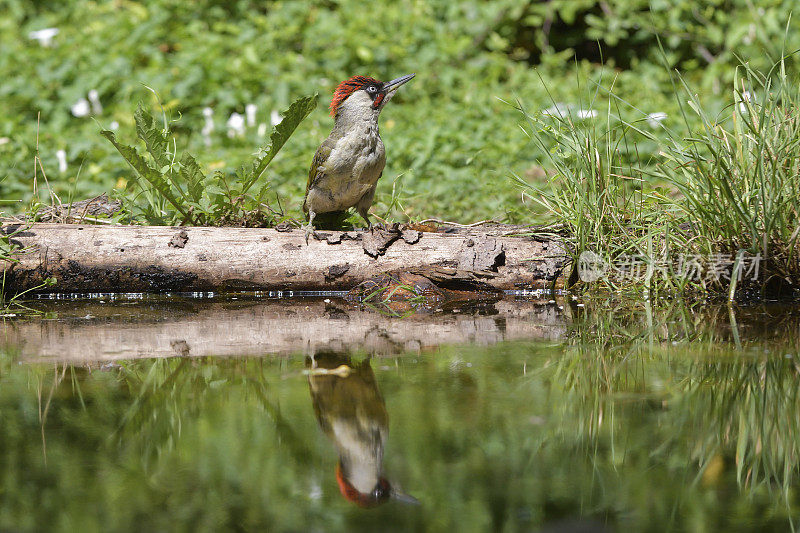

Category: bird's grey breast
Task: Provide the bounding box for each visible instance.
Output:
[329,124,384,177]
[306,114,387,214]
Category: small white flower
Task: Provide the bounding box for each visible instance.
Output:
[29,28,59,47]
[646,112,668,127]
[541,103,569,118]
[56,149,67,173]
[109,121,119,130]
[739,91,752,113]
[0,137,9,146]
[87,89,103,114]
[226,112,245,138]
[743,24,756,45]
[202,107,215,146]
[576,108,597,120]
[270,109,282,126]
[71,98,90,117]
[245,104,257,127]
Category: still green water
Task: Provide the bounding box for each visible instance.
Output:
[1,298,799,531]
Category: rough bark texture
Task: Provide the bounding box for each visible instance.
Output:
[1,297,569,362]
[1,222,567,294]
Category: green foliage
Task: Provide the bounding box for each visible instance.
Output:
[101,94,317,225]
[653,60,800,284]
[236,94,319,197]
[514,55,800,298]
[1,0,798,230]
[489,0,799,79]
[7,0,785,223]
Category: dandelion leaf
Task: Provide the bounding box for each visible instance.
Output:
[178,152,206,203]
[134,104,171,170]
[239,93,318,193]
[100,129,187,217]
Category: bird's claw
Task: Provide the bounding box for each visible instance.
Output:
[304,224,317,245]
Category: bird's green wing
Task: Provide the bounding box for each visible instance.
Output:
[305,138,336,196]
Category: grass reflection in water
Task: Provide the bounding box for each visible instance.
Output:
[0,301,798,531]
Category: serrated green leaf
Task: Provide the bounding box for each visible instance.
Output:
[238,93,318,195]
[204,183,227,197]
[178,153,206,203]
[134,104,171,170]
[101,129,189,219]
[101,94,316,227]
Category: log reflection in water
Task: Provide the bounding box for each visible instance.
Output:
[3,297,568,362]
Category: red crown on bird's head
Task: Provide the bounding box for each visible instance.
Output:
[335,463,391,508]
[329,75,381,117]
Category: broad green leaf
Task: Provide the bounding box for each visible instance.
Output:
[204,183,227,197]
[238,93,318,195]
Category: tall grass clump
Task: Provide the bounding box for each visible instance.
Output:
[510,78,687,296]
[655,58,800,293]
[515,57,800,299]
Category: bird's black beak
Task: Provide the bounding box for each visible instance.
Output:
[382,73,415,93]
[391,488,421,505]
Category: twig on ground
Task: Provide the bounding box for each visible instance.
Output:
[418,218,497,227]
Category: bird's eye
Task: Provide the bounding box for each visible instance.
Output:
[366,85,377,93]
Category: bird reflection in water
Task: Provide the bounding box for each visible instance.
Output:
[306,351,419,508]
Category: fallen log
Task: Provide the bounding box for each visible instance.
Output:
[1,222,568,294]
[1,297,569,362]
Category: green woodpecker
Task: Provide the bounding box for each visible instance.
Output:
[303,73,415,241]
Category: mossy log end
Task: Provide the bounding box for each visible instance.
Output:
[1,222,568,295]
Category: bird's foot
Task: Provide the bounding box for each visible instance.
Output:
[303,223,317,245]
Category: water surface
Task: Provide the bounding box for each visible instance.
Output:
[1,297,798,531]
